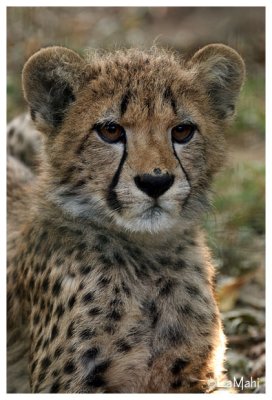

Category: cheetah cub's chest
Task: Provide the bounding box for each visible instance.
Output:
[29,227,220,393]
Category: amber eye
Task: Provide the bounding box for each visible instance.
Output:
[171,124,196,144]
[95,122,126,144]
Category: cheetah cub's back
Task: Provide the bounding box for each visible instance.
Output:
[7,44,245,393]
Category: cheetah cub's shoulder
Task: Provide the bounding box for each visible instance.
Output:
[7,44,245,393]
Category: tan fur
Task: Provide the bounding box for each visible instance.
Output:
[7,44,245,393]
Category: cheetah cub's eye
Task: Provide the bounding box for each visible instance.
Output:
[171,124,196,144]
[95,122,126,144]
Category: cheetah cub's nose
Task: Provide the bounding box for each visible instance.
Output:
[134,171,175,198]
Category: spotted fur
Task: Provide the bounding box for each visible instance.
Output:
[7,44,245,393]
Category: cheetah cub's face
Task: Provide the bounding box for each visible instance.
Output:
[23,45,245,233]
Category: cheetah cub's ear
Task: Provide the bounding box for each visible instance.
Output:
[189,44,245,120]
[22,46,85,133]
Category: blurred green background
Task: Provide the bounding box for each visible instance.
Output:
[7,7,265,392]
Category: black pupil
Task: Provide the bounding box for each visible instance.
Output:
[107,124,118,134]
[177,125,190,132]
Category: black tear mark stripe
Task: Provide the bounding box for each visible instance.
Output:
[106,146,127,211]
[164,86,178,115]
[172,143,192,193]
[120,90,131,116]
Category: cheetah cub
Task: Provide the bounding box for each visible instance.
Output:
[7,44,245,393]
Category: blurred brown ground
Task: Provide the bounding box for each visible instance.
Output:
[7,7,265,393]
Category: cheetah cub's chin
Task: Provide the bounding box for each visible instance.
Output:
[7,44,245,393]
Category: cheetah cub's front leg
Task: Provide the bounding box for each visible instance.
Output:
[7,44,245,392]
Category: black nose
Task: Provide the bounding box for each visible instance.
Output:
[134,173,175,198]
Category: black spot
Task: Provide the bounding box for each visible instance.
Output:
[79,265,92,275]
[55,304,65,318]
[54,346,63,359]
[78,242,87,252]
[30,108,36,121]
[99,255,114,267]
[68,345,76,354]
[113,252,126,266]
[45,312,50,325]
[163,86,177,115]
[29,276,35,290]
[55,258,63,267]
[33,312,40,325]
[82,292,94,303]
[82,347,100,361]
[50,380,60,393]
[113,286,120,295]
[31,359,38,374]
[34,337,42,352]
[64,360,76,374]
[71,179,86,190]
[158,279,176,297]
[80,328,96,340]
[42,338,49,349]
[38,371,46,384]
[65,247,75,256]
[175,245,185,253]
[104,324,116,335]
[178,303,194,315]
[107,309,122,321]
[172,259,186,270]
[51,324,59,341]
[171,379,182,389]
[8,127,15,138]
[121,281,131,296]
[68,295,76,310]
[93,360,111,375]
[134,265,150,280]
[41,356,51,370]
[110,297,123,307]
[96,234,109,245]
[128,246,142,258]
[162,324,184,345]
[170,358,189,375]
[127,325,145,343]
[88,307,102,316]
[41,276,49,292]
[186,238,196,246]
[75,252,84,262]
[120,90,131,115]
[185,284,200,297]
[157,256,172,266]
[142,299,160,328]
[52,278,62,296]
[97,276,111,287]
[67,321,74,338]
[86,361,111,388]
[52,369,60,377]
[115,338,132,353]
[86,374,106,388]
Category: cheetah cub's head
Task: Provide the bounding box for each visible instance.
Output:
[23,45,245,233]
